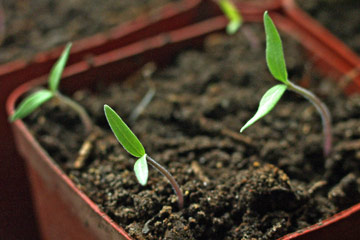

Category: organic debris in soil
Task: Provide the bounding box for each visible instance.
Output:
[26,24,360,239]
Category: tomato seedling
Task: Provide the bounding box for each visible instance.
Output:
[104,105,184,209]
[241,12,332,156]
[10,43,93,134]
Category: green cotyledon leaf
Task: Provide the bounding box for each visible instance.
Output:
[134,154,148,186]
[48,42,72,92]
[10,89,54,122]
[240,84,287,132]
[264,11,288,84]
[104,104,145,158]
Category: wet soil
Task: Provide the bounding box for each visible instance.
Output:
[25,24,360,239]
[0,0,176,64]
[297,0,360,55]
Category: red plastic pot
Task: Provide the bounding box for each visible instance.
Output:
[0,0,282,86]
[0,1,277,238]
[3,17,229,240]
[0,0,199,81]
[0,2,284,238]
[0,1,209,238]
[6,2,360,240]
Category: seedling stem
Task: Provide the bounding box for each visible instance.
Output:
[55,92,93,135]
[287,81,332,156]
[146,155,184,209]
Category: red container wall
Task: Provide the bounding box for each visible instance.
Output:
[0,1,209,238]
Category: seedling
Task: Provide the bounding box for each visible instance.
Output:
[10,43,93,134]
[218,0,243,35]
[104,105,184,209]
[240,12,332,156]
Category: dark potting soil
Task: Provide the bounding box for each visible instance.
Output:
[0,0,177,64]
[25,23,360,239]
[296,0,360,55]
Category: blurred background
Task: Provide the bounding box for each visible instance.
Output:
[0,0,178,64]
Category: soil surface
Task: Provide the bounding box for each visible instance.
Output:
[25,23,360,239]
[297,0,360,55]
[0,0,176,64]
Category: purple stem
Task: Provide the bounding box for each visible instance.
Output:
[287,81,332,156]
[146,155,184,209]
[55,92,93,135]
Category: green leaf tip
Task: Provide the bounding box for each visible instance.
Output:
[264,11,288,84]
[134,154,148,186]
[104,104,146,158]
[10,89,54,122]
[219,0,243,35]
[240,84,287,132]
[48,42,72,92]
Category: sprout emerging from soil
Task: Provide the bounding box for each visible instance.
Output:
[240,11,332,156]
[9,43,93,134]
[104,105,184,209]
[218,0,243,35]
